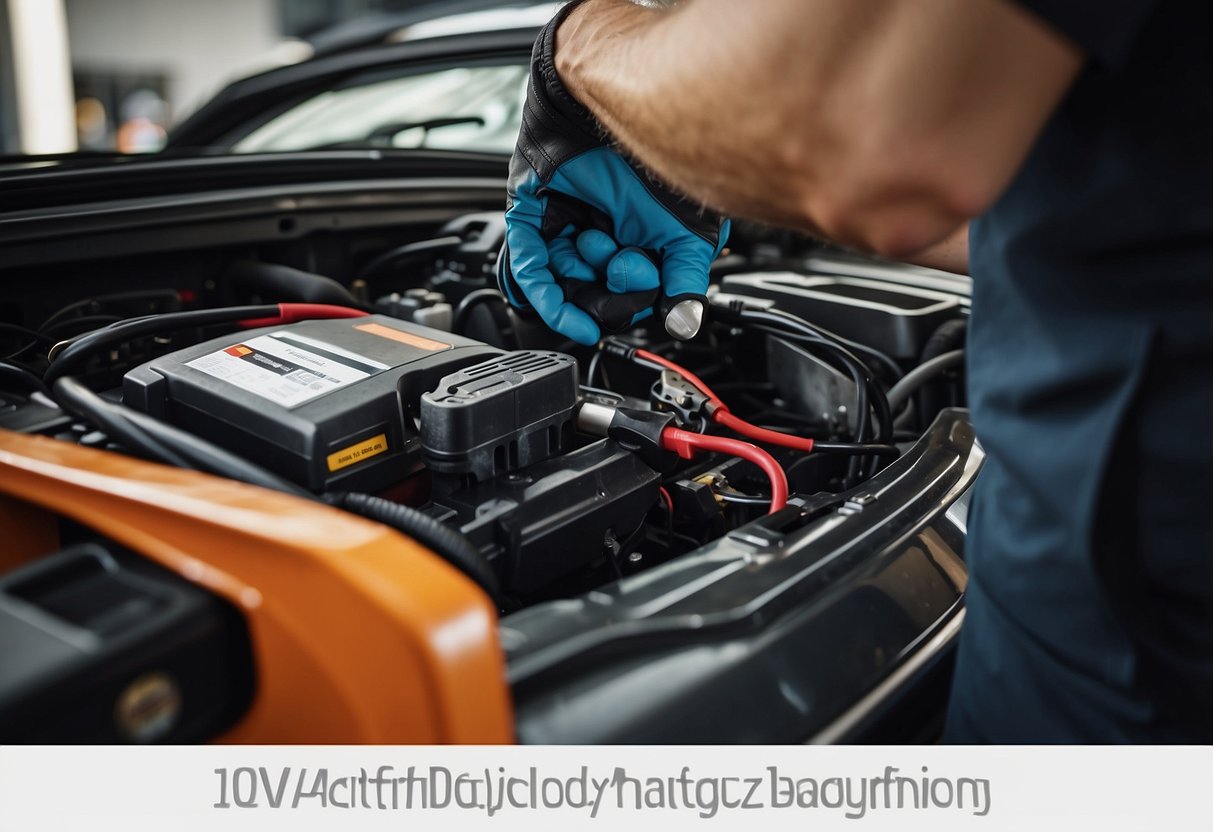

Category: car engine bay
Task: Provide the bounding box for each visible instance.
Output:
[2,211,967,607]
[0,193,976,742]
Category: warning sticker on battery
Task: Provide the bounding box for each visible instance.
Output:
[185,331,390,408]
[326,432,389,472]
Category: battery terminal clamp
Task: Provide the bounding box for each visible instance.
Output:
[575,401,788,513]
[649,369,719,431]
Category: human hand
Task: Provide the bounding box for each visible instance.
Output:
[497,3,729,345]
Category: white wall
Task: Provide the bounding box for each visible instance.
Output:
[7,0,76,152]
[64,0,283,122]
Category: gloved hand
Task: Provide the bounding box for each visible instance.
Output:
[498,1,730,346]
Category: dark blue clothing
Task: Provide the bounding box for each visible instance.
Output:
[945,0,1213,742]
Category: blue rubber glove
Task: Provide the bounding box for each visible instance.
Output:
[498,2,730,346]
[549,229,664,330]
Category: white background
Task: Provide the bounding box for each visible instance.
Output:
[1,745,1211,831]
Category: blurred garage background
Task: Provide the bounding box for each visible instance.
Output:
[0,0,457,155]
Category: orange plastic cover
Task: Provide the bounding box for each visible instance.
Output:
[0,429,514,743]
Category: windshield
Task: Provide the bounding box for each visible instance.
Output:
[231,63,528,155]
[1,1,538,158]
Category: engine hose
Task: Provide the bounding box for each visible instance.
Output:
[452,288,507,334]
[52,377,194,469]
[921,317,968,363]
[52,377,314,497]
[225,260,362,307]
[912,317,968,427]
[356,236,464,283]
[885,349,966,414]
[324,491,501,604]
[120,408,314,497]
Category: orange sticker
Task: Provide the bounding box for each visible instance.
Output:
[355,323,449,352]
[224,345,253,357]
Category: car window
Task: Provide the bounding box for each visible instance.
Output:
[231,63,527,154]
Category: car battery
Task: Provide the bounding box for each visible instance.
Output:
[123,315,500,493]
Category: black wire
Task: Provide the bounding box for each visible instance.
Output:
[356,235,463,283]
[610,519,649,578]
[812,441,900,457]
[869,373,894,448]
[586,349,603,388]
[52,376,313,495]
[742,325,868,424]
[41,315,124,340]
[756,305,904,382]
[324,491,500,604]
[44,304,278,384]
[123,408,314,496]
[657,492,674,550]
[746,324,870,429]
[719,304,890,392]
[783,442,900,484]
[38,289,182,332]
[709,381,778,394]
[39,298,99,332]
[747,322,891,444]
[739,309,896,449]
[1,323,52,360]
[618,518,653,575]
[642,308,887,485]
[0,322,50,345]
[52,378,195,468]
[0,360,51,396]
[714,490,771,506]
[733,308,895,484]
[746,404,821,427]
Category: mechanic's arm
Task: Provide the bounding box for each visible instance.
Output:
[557,0,1081,259]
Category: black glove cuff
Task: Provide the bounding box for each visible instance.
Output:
[536,0,604,142]
[515,0,606,185]
[524,3,726,244]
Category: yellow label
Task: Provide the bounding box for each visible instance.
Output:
[326,433,389,472]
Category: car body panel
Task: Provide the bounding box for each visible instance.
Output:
[0,429,514,743]
[507,410,979,743]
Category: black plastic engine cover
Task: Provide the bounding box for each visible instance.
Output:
[720,272,961,361]
[433,438,660,595]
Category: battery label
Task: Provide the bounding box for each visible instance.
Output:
[355,322,449,352]
[326,433,389,472]
[186,331,389,408]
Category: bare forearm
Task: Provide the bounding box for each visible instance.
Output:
[557,0,840,235]
[556,0,1080,258]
